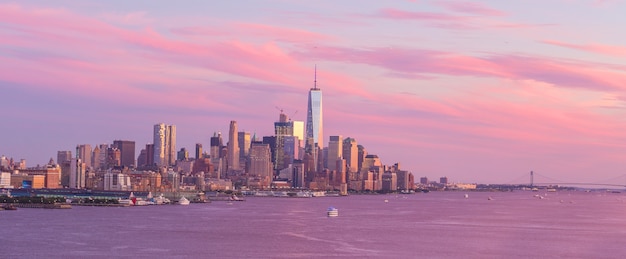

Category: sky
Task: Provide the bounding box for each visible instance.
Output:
[1,0,626,184]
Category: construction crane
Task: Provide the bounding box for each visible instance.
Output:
[275,106,298,121]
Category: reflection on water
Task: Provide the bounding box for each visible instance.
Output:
[1,191,626,258]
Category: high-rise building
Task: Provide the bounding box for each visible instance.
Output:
[248,141,273,182]
[57,151,72,166]
[70,156,85,189]
[145,144,154,166]
[292,121,304,148]
[283,136,299,167]
[274,111,294,171]
[154,123,176,167]
[238,131,251,164]
[327,136,342,171]
[210,132,223,164]
[177,148,189,161]
[305,68,323,171]
[77,144,92,169]
[113,140,135,167]
[95,144,108,169]
[92,146,100,169]
[342,138,358,175]
[195,143,203,160]
[357,145,366,173]
[106,147,121,168]
[227,121,240,171]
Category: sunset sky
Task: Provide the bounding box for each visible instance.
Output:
[2,1,626,184]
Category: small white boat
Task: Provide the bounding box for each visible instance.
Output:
[327,207,339,217]
[179,196,190,205]
[464,194,469,199]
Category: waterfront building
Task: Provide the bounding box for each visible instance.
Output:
[361,154,383,191]
[0,172,12,188]
[396,170,413,190]
[69,158,86,189]
[382,172,398,192]
[19,165,61,189]
[154,123,176,167]
[247,141,273,187]
[228,121,240,171]
[327,136,342,171]
[103,170,132,191]
[420,177,428,185]
[113,140,136,167]
[11,173,45,189]
[440,176,449,185]
[305,68,323,172]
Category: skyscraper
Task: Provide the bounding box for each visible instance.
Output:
[113,140,135,167]
[57,151,72,166]
[305,68,323,171]
[327,135,342,171]
[195,143,203,159]
[154,123,176,167]
[342,137,358,174]
[248,141,273,182]
[238,131,251,165]
[228,120,240,170]
[77,144,92,169]
[210,132,223,163]
[274,111,294,171]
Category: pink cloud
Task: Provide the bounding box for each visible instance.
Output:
[436,1,506,16]
[377,8,469,22]
[542,40,626,57]
[295,45,626,92]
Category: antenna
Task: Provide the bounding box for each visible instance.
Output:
[314,65,317,90]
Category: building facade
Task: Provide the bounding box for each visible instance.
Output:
[153,123,176,167]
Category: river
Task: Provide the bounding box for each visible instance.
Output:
[2,190,626,258]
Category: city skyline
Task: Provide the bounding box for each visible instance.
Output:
[2,1,626,184]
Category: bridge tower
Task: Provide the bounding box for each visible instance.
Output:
[530,171,534,187]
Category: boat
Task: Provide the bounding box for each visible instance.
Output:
[178,196,190,205]
[2,204,17,210]
[230,194,244,201]
[464,194,469,199]
[327,207,339,217]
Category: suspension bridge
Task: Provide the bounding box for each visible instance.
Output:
[505,171,626,189]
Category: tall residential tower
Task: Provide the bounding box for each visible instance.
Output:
[228,120,240,171]
[154,123,176,167]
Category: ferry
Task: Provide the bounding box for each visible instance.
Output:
[327,207,339,217]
